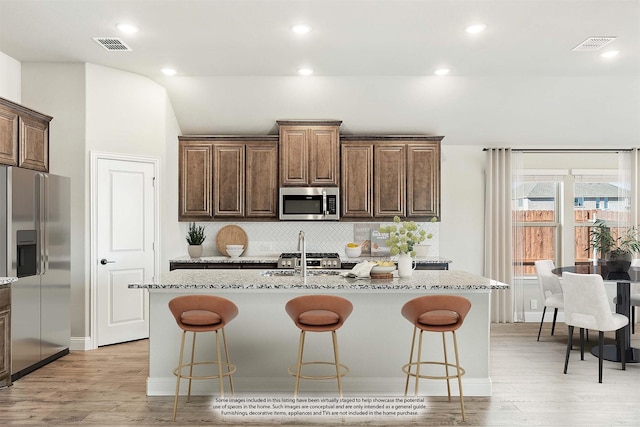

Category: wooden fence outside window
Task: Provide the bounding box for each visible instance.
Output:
[514,209,631,275]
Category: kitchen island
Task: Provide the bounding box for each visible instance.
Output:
[130,269,507,397]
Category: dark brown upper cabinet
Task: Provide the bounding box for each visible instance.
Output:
[341,135,442,220]
[278,120,341,187]
[341,142,374,218]
[245,141,278,218]
[178,126,441,221]
[0,97,51,172]
[407,143,440,218]
[178,139,213,220]
[178,136,278,221]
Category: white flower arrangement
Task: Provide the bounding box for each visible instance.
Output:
[378,216,436,256]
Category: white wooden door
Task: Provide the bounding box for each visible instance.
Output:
[96,157,156,346]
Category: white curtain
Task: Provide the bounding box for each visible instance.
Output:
[484,148,515,322]
[629,149,640,296]
[631,149,640,227]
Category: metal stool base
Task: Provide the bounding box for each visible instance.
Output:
[403,328,466,421]
[288,361,350,381]
[173,329,235,420]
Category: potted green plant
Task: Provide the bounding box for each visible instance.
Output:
[186,222,206,258]
[588,219,640,272]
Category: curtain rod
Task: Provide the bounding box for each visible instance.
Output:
[482,148,633,153]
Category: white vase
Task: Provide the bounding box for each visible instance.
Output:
[397,253,416,278]
[188,245,203,258]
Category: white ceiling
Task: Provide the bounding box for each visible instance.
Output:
[1,0,638,143]
[1,0,637,77]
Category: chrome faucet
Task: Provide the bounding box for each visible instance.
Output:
[297,230,307,278]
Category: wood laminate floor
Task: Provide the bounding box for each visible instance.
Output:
[1,323,638,426]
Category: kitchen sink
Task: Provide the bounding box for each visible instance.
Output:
[308,270,343,276]
[261,270,297,277]
[261,270,343,277]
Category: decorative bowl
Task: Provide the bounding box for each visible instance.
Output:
[345,246,361,258]
[371,265,396,274]
[226,244,244,250]
[226,248,244,258]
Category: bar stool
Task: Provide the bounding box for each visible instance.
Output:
[168,295,238,420]
[285,294,353,397]
[401,295,472,421]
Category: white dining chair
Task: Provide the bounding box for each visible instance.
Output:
[534,260,564,341]
[561,272,628,383]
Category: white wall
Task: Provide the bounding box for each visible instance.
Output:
[440,146,486,274]
[19,62,181,343]
[85,64,168,156]
[162,92,184,269]
[0,51,20,103]
[162,75,640,148]
[21,63,87,338]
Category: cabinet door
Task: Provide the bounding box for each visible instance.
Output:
[407,143,440,218]
[179,141,213,220]
[0,105,18,167]
[18,115,49,172]
[246,142,278,217]
[309,126,340,186]
[374,144,406,217]
[214,144,245,217]
[341,143,373,218]
[279,127,308,186]
[0,286,10,387]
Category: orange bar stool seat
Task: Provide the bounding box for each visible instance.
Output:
[168,295,238,420]
[285,294,353,397]
[401,295,472,421]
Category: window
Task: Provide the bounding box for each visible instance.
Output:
[513,179,560,276]
[513,168,630,277]
[574,176,631,263]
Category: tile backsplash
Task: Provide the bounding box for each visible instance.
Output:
[179,221,439,257]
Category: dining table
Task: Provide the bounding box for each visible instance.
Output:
[552,264,640,363]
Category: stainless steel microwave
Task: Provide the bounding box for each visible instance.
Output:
[279,187,340,221]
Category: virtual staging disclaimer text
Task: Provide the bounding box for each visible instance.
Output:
[213,396,428,419]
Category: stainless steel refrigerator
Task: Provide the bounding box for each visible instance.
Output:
[0,165,70,381]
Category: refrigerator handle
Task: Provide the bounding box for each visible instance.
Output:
[36,173,48,275]
[42,173,49,275]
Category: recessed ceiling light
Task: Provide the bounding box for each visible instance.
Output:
[600,50,620,59]
[465,24,486,34]
[291,24,312,35]
[116,23,139,34]
[161,68,177,76]
[297,67,314,76]
[434,68,450,76]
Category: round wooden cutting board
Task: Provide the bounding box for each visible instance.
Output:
[216,225,248,256]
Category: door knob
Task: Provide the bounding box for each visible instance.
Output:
[100,258,115,265]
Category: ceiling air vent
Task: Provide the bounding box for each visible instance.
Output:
[92,37,132,51]
[571,36,616,51]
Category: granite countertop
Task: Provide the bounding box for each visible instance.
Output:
[170,256,279,264]
[0,277,18,286]
[343,255,452,264]
[129,269,508,291]
[170,255,452,265]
